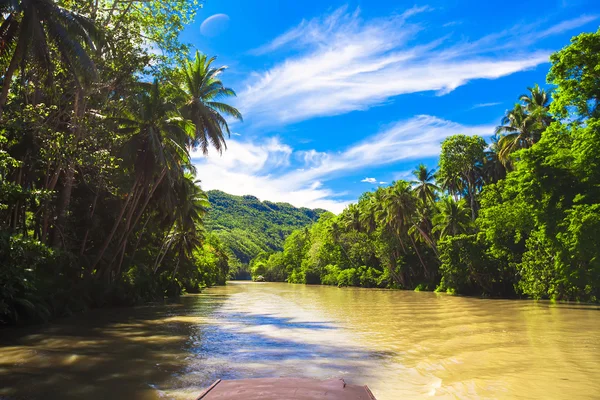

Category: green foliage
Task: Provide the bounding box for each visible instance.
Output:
[548,28,600,119]
[205,190,325,264]
[0,1,242,324]
[247,30,600,302]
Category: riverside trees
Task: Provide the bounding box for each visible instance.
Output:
[0,0,241,324]
[250,29,600,303]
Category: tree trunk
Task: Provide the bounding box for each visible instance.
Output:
[52,87,85,248]
[127,213,152,265]
[0,38,23,119]
[41,168,61,243]
[90,180,139,273]
[468,179,476,221]
[154,220,176,273]
[80,190,100,256]
[409,234,429,278]
[110,168,167,274]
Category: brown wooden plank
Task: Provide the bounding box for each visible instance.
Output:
[195,377,376,399]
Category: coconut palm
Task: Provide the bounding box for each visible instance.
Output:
[0,0,101,117]
[411,163,439,205]
[495,103,539,165]
[432,196,471,239]
[341,203,362,232]
[178,51,242,154]
[436,170,464,201]
[482,135,507,184]
[92,79,193,273]
[380,181,430,276]
[520,84,551,113]
[520,84,554,133]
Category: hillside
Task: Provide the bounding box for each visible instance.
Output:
[205,190,327,264]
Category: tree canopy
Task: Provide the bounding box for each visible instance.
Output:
[0,0,241,324]
[246,28,600,303]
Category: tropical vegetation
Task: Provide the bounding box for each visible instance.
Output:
[204,190,325,277]
[248,29,600,303]
[0,0,241,324]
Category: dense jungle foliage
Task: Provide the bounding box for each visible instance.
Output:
[0,0,241,324]
[249,29,600,303]
[205,190,325,271]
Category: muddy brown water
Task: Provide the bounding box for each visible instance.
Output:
[1,282,599,399]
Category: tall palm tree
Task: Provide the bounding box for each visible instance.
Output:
[0,0,101,117]
[495,103,538,165]
[520,84,554,133]
[411,163,439,205]
[178,51,242,154]
[432,197,471,239]
[381,181,430,276]
[341,203,362,232]
[92,79,193,273]
[482,135,507,184]
[436,170,464,201]
[163,177,209,279]
[520,84,551,113]
[358,190,383,234]
[326,219,353,268]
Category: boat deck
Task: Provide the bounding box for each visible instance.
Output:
[196,377,376,399]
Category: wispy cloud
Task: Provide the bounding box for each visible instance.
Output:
[443,21,462,27]
[193,115,493,212]
[472,102,502,109]
[237,7,595,126]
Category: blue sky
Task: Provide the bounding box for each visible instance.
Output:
[185,0,599,212]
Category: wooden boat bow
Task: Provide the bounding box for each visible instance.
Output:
[196,377,377,399]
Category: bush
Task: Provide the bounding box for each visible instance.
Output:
[320,265,341,286]
[0,235,53,324]
[337,268,359,287]
[437,234,517,297]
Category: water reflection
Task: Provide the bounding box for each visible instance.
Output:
[1,282,599,400]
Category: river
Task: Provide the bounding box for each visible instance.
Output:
[1,282,599,399]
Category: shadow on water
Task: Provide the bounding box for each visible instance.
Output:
[216,312,337,330]
[0,293,393,400]
[0,295,225,400]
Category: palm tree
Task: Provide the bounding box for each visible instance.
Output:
[411,163,439,205]
[482,135,507,184]
[432,197,471,239]
[153,173,210,274]
[166,177,208,280]
[0,0,101,117]
[341,203,362,231]
[520,85,551,114]
[495,86,553,166]
[92,79,193,274]
[495,103,539,164]
[326,219,354,268]
[381,181,430,276]
[178,51,242,154]
[358,190,382,234]
[436,170,464,201]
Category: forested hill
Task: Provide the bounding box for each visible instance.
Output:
[205,191,326,264]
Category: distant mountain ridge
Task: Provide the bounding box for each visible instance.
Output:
[205,190,327,264]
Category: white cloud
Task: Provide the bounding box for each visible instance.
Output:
[472,102,502,109]
[361,177,377,183]
[443,21,462,27]
[193,115,493,213]
[237,7,596,126]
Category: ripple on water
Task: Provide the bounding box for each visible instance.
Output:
[1,282,599,400]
